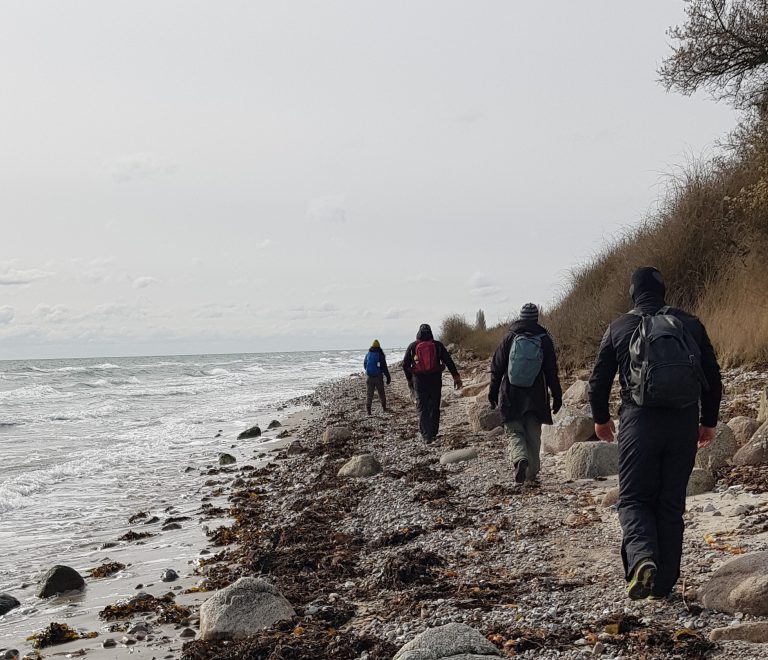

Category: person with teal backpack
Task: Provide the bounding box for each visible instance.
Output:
[489,303,562,483]
[364,340,391,415]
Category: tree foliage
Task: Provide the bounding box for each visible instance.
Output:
[659,0,768,108]
[475,308,487,332]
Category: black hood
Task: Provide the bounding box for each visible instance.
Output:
[510,319,548,335]
[630,266,666,312]
[416,324,434,341]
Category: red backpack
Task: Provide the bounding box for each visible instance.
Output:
[412,340,440,374]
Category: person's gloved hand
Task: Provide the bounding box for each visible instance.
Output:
[595,420,616,442]
[552,396,562,415]
[386,376,391,385]
[488,393,498,409]
[453,376,463,390]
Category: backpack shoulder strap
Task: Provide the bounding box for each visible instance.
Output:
[657,305,672,315]
[628,309,644,317]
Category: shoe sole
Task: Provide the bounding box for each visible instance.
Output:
[627,562,657,600]
[514,460,528,484]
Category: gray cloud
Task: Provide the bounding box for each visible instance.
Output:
[132,276,158,289]
[111,152,177,183]
[0,306,15,325]
[0,265,52,286]
[307,195,347,224]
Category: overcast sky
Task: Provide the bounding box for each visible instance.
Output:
[0,1,738,359]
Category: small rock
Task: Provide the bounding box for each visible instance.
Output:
[468,402,502,432]
[704,503,717,513]
[601,487,619,508]
[199,577,295,640]
[564,441,618,479]
[231,477,245,488]
[337,454,382,478]
[728,416,761,446]
[710,621,768,643]
[287,440,304,456]
[267,420,282,429]
[237,425,261,440]
[218,453,236,466]
[121,636,136,646]
[322,426,352,443]
[694,422,737,472]
[0,593,21,616]
[542,407,596,454]
[439,448,479,465]
[393,622,501,659]
[179,628,196,638]
[161,569,179,582]
[733,421,768,466]
[162,523,182,531]
[592,641,605,655]
[687,467,716,496]
[101,638,117,648]
[36,565,86,598]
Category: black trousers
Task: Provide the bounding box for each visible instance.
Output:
[366,374,386,411]
[414,374,442,440]
[617,404,698,596]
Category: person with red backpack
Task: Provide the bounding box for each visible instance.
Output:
[489,303,562,484]
[589,267,722,601]
[402,324,462,444]
[363,339,390,415]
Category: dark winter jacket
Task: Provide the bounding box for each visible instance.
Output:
[364,347,391,381]
[489,320,562,425]
[402,325,460,387]
[588,293,722,427]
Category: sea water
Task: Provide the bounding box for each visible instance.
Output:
[0,351,365,596]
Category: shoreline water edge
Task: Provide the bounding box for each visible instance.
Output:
[1,353,768,659]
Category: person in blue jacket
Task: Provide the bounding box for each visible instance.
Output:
[364,340,391,415]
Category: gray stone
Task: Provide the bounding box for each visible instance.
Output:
[36,565,86,598]
[237,425,261,440]
[564,441,618,479]
[440,448,479,465]
[695,422,737,472]
[542,407,596,454]
[286,440,304,456]
[218,453,236,466]
[759,386,768,424]
[699,551,768,616]
[687,467,717,496]
[394,623,501,660]
[2,651,19,660]
[0,593,20,616]
[728,416,761,446]
[487,426,504,438]
[102,639,117,648]
[562,380,590,407]
[733,421,768,466]
[200,577,295,641]
[459,379,491,399]
[601,486,620,508]
[179,627,197,638]
[468,403,502,432]
[337,454,382,478]
[710,622,768,643]
[322,426,352,443]
[161,569,179,582]
[267,420,282,429]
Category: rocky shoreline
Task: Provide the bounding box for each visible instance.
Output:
[180,360,768,659]
[3,359,768,659]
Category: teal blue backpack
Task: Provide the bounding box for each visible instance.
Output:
[507,333,546,387]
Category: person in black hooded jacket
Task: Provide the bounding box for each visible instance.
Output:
[402,324,462,443]
[589,266,722,600]
[489,303,562,483]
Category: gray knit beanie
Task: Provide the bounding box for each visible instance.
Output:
[519,303,539,323]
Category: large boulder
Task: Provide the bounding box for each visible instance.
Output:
[686,468,716,496]
[394,623,501,660]
[759,386,768,424]
[733,421,768,466]
[468,403,502,432]
[564,441,619,480]
[440,448,478,465]
[37,565,85,598]
[562,380,590,407]
[337,454,382,478]
[237,425,261,440]
[199,577,295,640]
[541,407,596,454]
[0,593,20,616]
[694,422,737,472]
[699,551,768,616]
[728,416,761,446]
[322,426,352,444]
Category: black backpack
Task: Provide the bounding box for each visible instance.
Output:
[628,306,707,408]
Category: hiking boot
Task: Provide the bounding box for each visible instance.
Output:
[627,558,657,600]
[514,459,529,484]
[366,408,372,416]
